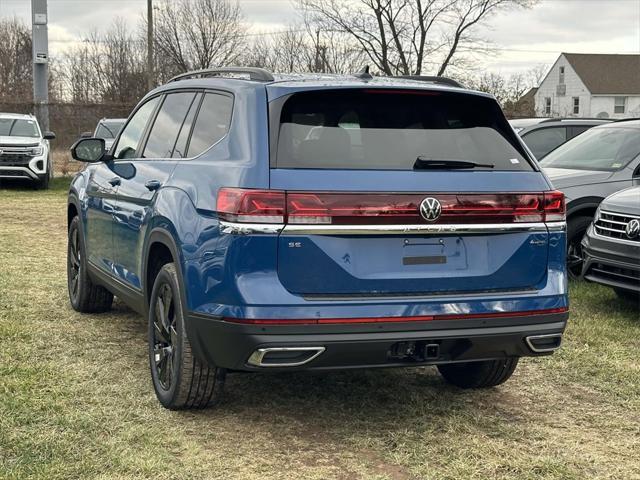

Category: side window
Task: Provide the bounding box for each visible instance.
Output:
[568,125,592,139]
[522,127,567,159]
[143,92,196,159]
[113,97,160,159]
[172,93,202,159]
[186,93,233,158]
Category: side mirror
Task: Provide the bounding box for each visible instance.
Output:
[43,131,56,140]
[71,138,107,163]
[80,131,93,139]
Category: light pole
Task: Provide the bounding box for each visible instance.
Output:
[147,0,154,89]
[31,0,49,131]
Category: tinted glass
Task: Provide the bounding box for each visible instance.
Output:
[541,127,640,171]
[172,93,201,159]
[275,90,531,171]
[113,97,160,159]
[186,93,233,157]
[143,92,196,159]
[0,118,39,137]
[522,127,567,159]
[95,120,125,139]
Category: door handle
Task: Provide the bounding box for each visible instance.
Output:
[108,177,121,187]
[145,179,162,191]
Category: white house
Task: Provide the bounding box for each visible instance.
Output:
[534,53,640,119]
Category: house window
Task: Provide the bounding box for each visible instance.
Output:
[614,97,626,114]
[545,97,552,115]
[573,97,580,115]
[559,66,565,84]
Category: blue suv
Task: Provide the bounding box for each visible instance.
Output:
[67,67,568,409]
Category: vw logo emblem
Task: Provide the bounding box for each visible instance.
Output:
[625,219,640,239]
[420,197,442,222]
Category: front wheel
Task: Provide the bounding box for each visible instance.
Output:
[148,263,226,409]
[438,358,519,389]
[567,216,593,279]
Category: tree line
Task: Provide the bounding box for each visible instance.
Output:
[0,0,543,114]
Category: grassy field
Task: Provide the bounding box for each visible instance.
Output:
[0,178,638,480]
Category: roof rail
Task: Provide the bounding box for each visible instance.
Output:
[168,67,275,83]
[396,75,464,88]
[613,117,640,123]
[540,117,614,123]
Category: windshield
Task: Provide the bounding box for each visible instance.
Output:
[274,90,532,171]
[541,127,640,171]
[0,118,40,138]
[95,120,125,139]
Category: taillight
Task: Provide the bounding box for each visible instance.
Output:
[217,188,285,223]
[543,190,565,222]
[217,189,565,224]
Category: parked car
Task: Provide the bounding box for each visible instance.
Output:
[0,112,55,189]
[81,118,126,151]
[67,67,569,410]
[516,118,612,160]
[581,186,639,304]
[540,120,640,277]
[509,118,548,133]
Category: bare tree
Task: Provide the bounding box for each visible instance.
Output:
[0,18,33,102]
[297,0,537,76]
[153,0,246,80]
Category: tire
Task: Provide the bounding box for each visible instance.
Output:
[34,172,49,190]
[438,358,519,389]
[67,216,114,313]
[148,263,225,410]
[567,216,593,280]
[614,288,640,308]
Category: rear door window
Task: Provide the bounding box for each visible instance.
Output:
[143,92,196,159]
[274,89,532,171]
[186,93,233,158]
[522,127,567,159]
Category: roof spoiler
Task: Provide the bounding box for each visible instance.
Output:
[396,75,464,88]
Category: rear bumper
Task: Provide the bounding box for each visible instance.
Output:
[187,311,568,371]
[581,225,640,293]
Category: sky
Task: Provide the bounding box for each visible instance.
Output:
[1,0,639,76]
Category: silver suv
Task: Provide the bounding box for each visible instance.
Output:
[540,119,640,277]
[0,113,55,189]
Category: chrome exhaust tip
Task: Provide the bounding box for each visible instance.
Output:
[247,346,325,367]
[525,333,563,353]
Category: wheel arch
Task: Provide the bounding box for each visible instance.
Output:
[566,197,603,222]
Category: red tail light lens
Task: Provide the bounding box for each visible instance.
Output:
[217,189,565,224]
[543,190,565,222]
[217,188,285,223]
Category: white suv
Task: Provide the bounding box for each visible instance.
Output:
[0,113,55,189]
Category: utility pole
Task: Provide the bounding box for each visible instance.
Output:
[31,0,49,131]
[147,0,154,90]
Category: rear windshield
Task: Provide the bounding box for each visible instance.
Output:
[274,89,532,171]
[540,127,640,171]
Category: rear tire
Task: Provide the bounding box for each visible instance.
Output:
[438,358,519,389]
[67,216,113,313]
[148,263,225,410]
[567,216,593,280]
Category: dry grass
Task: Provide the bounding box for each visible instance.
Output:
[0,178,639,480]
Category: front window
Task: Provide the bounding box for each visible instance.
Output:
[274,89,532,171]
[545,97,552,115]
[95,120,125,139]
[541,127,640,171]
[0,118,40,138]
[614,97,626,114]
[559,66,565,84]
[573,97,580,115]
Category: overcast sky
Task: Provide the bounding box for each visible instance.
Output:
[1,0,639,75]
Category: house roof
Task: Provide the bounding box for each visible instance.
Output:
[563,53,640,95]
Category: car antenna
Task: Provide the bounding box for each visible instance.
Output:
[353,65,373,80]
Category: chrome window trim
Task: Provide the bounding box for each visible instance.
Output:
[220,220,566,235]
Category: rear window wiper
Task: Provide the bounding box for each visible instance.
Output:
[414,157,495,170]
